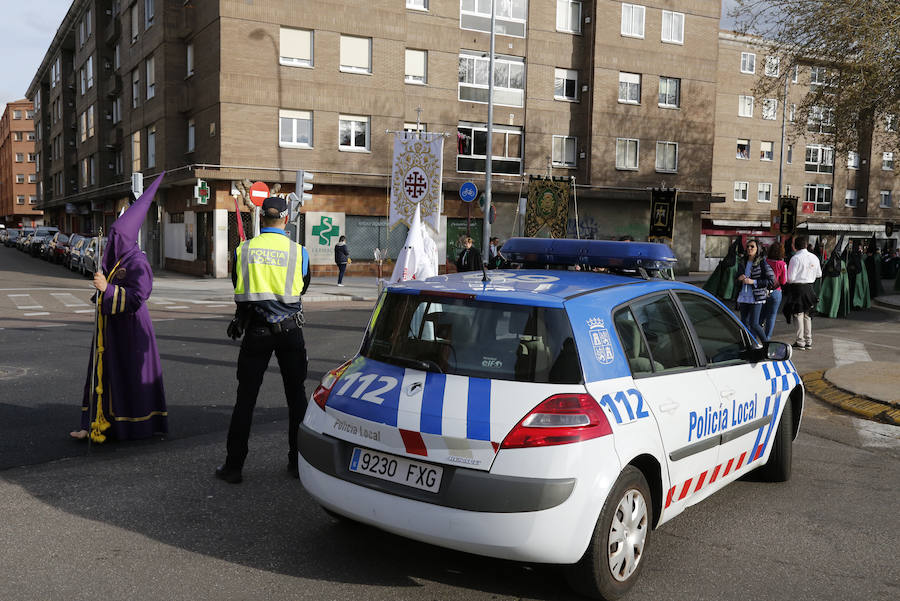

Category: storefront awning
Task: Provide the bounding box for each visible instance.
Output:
[801,222,894,234]
[711,219,770,228]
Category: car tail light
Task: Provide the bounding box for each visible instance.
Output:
[312,360,353,410]
[499,393,612,449]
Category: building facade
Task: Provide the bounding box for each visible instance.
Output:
[28,1,727,276]
[0,100,41,227]
[705,32,899,268]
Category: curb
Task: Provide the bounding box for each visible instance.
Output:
[303,294,377,304]
[802,370,900,426]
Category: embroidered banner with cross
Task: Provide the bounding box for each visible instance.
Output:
[524,175,571,239]
[390,131,444,234]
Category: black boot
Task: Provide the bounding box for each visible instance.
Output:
[215,464,243,484]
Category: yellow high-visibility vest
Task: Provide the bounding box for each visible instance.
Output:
[234,232,306,302]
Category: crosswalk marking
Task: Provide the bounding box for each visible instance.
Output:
[50,292,89,307]
[7,294,42,310]
[832,338,872,367]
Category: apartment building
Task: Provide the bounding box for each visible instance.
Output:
[28,1,723,276]
[705,31,899,268]
[0,100,42,227]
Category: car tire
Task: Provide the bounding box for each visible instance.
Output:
[565,465,652,600]
[755,397,793,482]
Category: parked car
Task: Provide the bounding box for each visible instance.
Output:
[299,237,802,600]
[48,232,70,263]
[62,233,86,268]
[28,226,59,257]
[3,229,22,247]
[80,236,107,275]
[68,237,88,273]
[17,230,36,251]
[0,230,8,245]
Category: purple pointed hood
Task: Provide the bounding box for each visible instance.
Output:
[103,172,165,273]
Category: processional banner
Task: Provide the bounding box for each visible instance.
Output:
[390,132,444,234]
[524,175,571,238]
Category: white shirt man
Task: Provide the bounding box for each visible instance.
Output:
[786,239,822,349]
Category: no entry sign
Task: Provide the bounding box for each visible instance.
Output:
[249,181,269,206]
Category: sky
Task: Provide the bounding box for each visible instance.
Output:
[0,1,741,113]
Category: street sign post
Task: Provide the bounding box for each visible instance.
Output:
[249,181,269,207]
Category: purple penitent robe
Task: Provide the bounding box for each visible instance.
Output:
[80,246,168,440]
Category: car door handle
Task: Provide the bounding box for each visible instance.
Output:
[719,389,735,398]
[658,401,679,413]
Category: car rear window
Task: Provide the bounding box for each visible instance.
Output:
[361,292,582,384]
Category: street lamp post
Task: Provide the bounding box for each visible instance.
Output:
[482,0,496,264]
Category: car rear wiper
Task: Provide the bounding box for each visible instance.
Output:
[377,354,443,374]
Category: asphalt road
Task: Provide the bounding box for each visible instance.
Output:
[1,247,898,601]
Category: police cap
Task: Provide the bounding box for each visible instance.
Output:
[261,196,289,219]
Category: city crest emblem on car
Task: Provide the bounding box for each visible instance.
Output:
[587,317,615,365]
[405,381,424,396]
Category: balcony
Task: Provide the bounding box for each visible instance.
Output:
[106,74,122,97]
[104,18,120,45]
[105,127,123,150]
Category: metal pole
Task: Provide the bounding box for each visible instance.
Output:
[483,0,496,263]
[777,66,789,199]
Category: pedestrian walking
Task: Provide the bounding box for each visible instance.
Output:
[70,173,168,442]
[735,239,774,343]
[216,197,311,484]
[761,242,788,340]
[334,235,350,286]
[487,236,505,269]
[783,235,822,350]
[455,236,483,272]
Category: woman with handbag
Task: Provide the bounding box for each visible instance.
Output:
[736,239,774,343]
[760,242,788,340]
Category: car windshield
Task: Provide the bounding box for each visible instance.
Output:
[361,292,582,384]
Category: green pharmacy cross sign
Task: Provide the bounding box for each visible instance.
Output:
[194,179,210,205]
[311,215,340,246]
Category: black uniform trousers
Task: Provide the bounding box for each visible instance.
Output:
[225,323,308,470]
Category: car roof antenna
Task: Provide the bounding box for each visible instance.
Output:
[482,264,491,283]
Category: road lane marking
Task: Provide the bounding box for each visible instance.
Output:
[24,312,50,316]
[165,306,189,309]
[74,309,94,313]
[50,292,90,307]
[832,338,873,367]
[8,294,42,310]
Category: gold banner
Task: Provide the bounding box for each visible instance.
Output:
[524,176,570,238]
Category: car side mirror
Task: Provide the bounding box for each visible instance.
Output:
[741,341,791,363]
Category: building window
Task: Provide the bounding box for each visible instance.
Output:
[734,181,749,202]
[80,67,86,95]
[847,151,859,169]
[279,27,313,67]
[758,183,772,203]
[405,49,427,84]
[145,0,154,29]
[81,157,90,188]
[130,3,139,43]
[112,96,122,124]
[16,195,25,205]
[787,144,793,164]
[146,56,156,99]
[845,189,858,208]
[15,153,23,163]
[661,11,684,44]
[186,43,194,76]
[807,105,834,133]
[29,195,37,205]
[115,150,124,175]
[456,122,522,174]
[805,184,832,212]
[80,111,87,142]
[740,52,756,74]
[132,69,140,108]
[340,35,372,74]
[557,0,582,34]
[658,76,680,108]
[87,105,95,138]
[279,109,313,148]
[27,153,35,162]
[27,132,35,141]
[407,0,428,10]
[187,119,195,152]
[85,8,92,37]
[762,98,777,120]
[114,43,121,70]
[805,145,834,173]
[791,64,799,82]
[738,95,753,117]
[886,114,897,132]
[736,139,750,160]
[147,125,156,168]
[339,114,370,151]
[809,66,828,87]
[615,138,639,170]
[760,140,774,161]
[883,152,894,170]
[404,122,427,133]
[789,103,796,122]
[460,0,528,38]
[621,3,645,38]
[16,174,25,184]
[13,132,22,141]
[87,55,94,89]
[554,68,578,101]
[79,19,85,47]
[458,51,525,107]
[764,56,779,77]
[618,72,641,104]
[880,191,892,208]
[552,135,576,167]
[655,141,678,172]
[132,130,141,172]
[50,57,61,88]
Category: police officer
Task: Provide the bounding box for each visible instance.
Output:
[216,197,310,484]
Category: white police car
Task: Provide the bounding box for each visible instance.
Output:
[299,238,802,600]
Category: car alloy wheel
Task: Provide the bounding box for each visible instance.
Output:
[607,488,648,582]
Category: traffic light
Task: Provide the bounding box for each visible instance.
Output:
[131,172,144,199]
[296,170,314,205]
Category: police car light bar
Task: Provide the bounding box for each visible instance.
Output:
[500,237,677,275]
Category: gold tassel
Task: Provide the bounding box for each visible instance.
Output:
[90,262,121,443]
